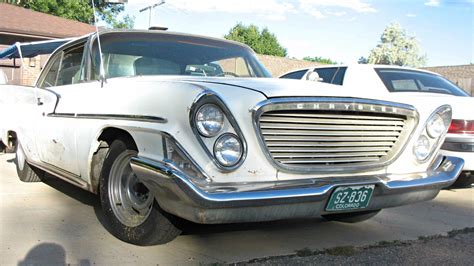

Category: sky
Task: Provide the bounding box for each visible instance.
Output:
[119,0,473,66]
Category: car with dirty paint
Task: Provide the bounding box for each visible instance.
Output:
[0,30,464,245]
[281,64,473,187]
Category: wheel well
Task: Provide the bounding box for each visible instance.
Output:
[98,127,138,151]
[90,127,138,194]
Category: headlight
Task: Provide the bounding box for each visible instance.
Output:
[213,134,243,167]
[413,135,431,161]
[426,113,448,138]
[195,104,224,137]
[413,105,452,162]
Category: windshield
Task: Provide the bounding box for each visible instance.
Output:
[375,68,469,97]
[92,32,271,79]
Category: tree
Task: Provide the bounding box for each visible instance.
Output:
[224,23,287,57]
[13,0,134,29]
[366,23,427,67]
[303,56,338,65]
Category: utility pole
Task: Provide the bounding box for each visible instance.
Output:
[139,0,166,29]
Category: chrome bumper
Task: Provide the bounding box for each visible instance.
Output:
[130,156,464,224]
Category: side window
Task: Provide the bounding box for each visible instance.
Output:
[40,55,61,88]
[314,68,338,83]
[332,67,347,85]
[56,45,84,86]
[39,44,85,88]
[280,70,307,79]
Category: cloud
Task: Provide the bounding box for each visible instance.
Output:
[424,0,441,7]
[132,0,297,21]
[299,0,376,19]
[406,13,417,17]
[127,0,376,21]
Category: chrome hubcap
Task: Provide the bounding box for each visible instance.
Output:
[108,151,153,227]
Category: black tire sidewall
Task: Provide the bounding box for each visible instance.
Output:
[15,142,41,182]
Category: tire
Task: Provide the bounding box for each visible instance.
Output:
[99,138,181,245]
[323,210,381,223]
[451,171,473,188]
[15,142,44,182]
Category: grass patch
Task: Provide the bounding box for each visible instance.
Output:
[325,246,357,256]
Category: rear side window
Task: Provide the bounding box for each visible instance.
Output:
[280,70,307,79]
[375,69,469,96]
[332,67,347,85]
[314,68,338,83]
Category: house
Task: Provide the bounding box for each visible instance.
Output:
[0,3,95,85]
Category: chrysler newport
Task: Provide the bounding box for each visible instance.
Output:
[0,30,464,245]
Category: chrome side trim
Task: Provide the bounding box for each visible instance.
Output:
[252,97,419,174]
[28,159,90,191]
[47,113,167,123]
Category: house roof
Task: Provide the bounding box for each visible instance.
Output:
[0,3,96,39]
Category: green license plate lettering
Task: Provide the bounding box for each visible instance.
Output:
[326,185,375,211]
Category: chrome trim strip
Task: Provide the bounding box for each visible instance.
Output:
[28,159,90,191]
[47,113,167,123]
[252,97,419,174]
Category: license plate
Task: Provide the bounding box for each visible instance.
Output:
[326,185,375,211]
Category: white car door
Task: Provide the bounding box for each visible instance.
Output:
[34,42,88,176]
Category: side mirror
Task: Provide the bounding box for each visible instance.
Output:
[306,71,322,82]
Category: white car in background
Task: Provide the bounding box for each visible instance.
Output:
[280,64,473,187]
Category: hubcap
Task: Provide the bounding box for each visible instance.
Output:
[108,150,153,227]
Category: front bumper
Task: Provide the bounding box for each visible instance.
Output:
[441,135,474,171]
[131,156,464,224]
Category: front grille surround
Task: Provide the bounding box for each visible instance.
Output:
[253,97,419,174]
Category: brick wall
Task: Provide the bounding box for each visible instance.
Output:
[422,65,473,96]
[257,54,317,77]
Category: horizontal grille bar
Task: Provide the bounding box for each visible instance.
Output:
[260,115,405,126]
[260,122,403,131]
[268,146,392,153]
[279,157,381,164]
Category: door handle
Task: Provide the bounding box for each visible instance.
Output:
[37,97,43,106]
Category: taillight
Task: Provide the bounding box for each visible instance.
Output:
[448,119,474,134]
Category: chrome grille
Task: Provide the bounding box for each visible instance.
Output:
[254,98,418,173]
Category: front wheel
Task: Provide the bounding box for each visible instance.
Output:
[99,139,181,245]
[322,210,381,223]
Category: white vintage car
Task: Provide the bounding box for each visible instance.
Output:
[0,30,464,245]
[281,64,473,187]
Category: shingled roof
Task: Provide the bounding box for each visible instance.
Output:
[0,3,95,39]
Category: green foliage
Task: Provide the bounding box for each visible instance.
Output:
[303,56,338,65]
[358,56,368,64]
[13,0,134,29]
[367,23,427,67]
[224,23,287,57]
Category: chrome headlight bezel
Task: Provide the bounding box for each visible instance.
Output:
[190,91,247,172]
[413,105,452,163]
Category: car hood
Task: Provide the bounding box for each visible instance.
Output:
[392,92,474,120]
[176,76,402,102]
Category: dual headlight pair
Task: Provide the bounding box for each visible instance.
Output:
[192,95,246,170]
[413,105,452,162]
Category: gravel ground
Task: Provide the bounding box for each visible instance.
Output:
[234,228,474,265]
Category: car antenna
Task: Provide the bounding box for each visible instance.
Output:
[91,0,106,88]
